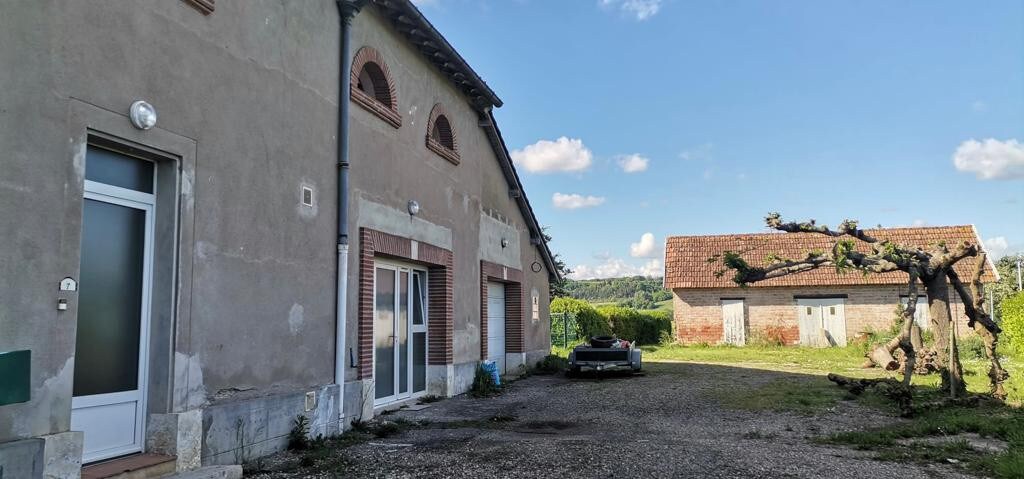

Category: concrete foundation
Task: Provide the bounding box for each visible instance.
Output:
[40,431,82,479]
[147,410,202,472]
[0,437,43,479]
[200,385,339,466]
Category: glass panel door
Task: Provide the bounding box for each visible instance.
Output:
[412,271,427,393]
[374,268,396,400]
[375,264,429,404]
[72,175,155,463]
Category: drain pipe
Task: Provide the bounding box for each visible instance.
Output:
[335,0,363,423]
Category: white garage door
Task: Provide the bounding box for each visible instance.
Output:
[487,282,506,373]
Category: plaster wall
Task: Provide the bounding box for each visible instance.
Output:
[0,0,552,470]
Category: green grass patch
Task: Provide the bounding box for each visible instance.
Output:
[715,376,847,414]
[824,404,1024,478]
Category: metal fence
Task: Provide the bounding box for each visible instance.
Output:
[550,312,580,348]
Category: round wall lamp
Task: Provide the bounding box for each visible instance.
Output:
[407,200,420,216]
[129,101,157,130]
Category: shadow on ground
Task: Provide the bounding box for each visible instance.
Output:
[246,362,987,479]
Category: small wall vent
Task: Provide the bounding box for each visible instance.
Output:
[301,186,314,207]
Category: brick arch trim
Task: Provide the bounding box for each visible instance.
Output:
[425,103,460,164]
[358,228,454,379]
[480,260,525,360]
[351,46,401,128]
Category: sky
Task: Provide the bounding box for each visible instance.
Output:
[413,0,1024,279]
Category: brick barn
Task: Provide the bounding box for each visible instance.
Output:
[663,226,998,346]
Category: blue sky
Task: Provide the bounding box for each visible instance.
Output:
[415,0,1024,279]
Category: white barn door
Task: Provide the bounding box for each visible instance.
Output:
[721,299,745,346]
[797,298,847,347]
[487,282,506,373]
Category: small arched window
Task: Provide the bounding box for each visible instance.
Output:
[350,46,401,128]
[426,104,459,164]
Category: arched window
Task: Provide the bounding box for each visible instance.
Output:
[426,104,459,164]
[350,46,401,128]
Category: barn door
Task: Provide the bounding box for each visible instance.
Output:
[721,299,745,346]
[797,298,847,347]
[819,298,847,346]
[797,299,824,347]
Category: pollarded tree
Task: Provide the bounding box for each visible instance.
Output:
[716,213,1008,399]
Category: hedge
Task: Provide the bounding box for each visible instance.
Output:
[550,297,610,338]
[1003,291,1024,356]
[597,306,672,345]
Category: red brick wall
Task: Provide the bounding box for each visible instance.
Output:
[357,228,453,379]
[673,284,968,345]
[480,260,525,359]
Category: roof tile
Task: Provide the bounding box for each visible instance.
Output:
[664,225,996,289]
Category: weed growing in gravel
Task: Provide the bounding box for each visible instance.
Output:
[715,377,845,414]
[418,394,444,404]
[470,364,501,397]
[534,354,568,375]
[822,403,1024,478]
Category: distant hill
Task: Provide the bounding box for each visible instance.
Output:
[564,276,672,310]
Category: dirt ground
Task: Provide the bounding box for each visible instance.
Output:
[247,362,977,478]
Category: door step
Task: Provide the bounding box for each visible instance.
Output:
[81,453,176,479]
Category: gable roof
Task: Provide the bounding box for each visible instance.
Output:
[664,225,997,289]
[346,0,559,280]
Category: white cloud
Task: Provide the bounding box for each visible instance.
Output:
[511,137,593,173]
[600,0,663,20]
[912,219,928,227]
[971,100,988,113]
[552,192,605,210]
[985,237,1010,259]
[570,258,663,280]
[616,154,649,173]
[629,232,660,258]
[411,0,439,6]
[953,138,1024,180]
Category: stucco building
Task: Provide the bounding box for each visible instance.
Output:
[664,226,996,347]
[0,0,556,476]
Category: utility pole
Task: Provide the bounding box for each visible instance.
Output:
[1017,258,1022,291]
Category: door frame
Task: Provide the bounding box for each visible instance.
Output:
[372,259,429,406]
[73,179,156,463]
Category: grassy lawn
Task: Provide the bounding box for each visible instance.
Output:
[551,343,1024,477]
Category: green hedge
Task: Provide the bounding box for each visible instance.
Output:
[597,306,672,345]
[551,298,673,345]
[550,297,610,338]
[1003,291,1024,356]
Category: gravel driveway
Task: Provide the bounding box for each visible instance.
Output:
[249,362,974,478]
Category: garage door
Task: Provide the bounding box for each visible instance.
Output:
[487,282,506,373]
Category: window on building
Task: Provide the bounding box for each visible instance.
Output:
[356,62,392,107]
[350,46,401,128]
[425,104,459,164]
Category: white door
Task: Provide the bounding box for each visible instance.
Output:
[374,263,428,405]
[721,299,745,346]
[72,146,155,463]
[796,298,847,347]
[487,282,506,373]
[820,298,847,346]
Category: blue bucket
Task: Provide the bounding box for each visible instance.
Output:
[480,360,501,386]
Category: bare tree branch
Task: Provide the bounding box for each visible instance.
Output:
[765,212,880,243]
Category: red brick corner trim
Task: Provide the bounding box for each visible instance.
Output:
[425,104,460,165]
[480,260,525,360]
[351,46,401,128]
[357,228,453,379]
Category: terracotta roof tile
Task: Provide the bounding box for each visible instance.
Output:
[664,225,997,289]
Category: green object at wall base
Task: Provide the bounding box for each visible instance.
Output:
[0,350,30,406]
